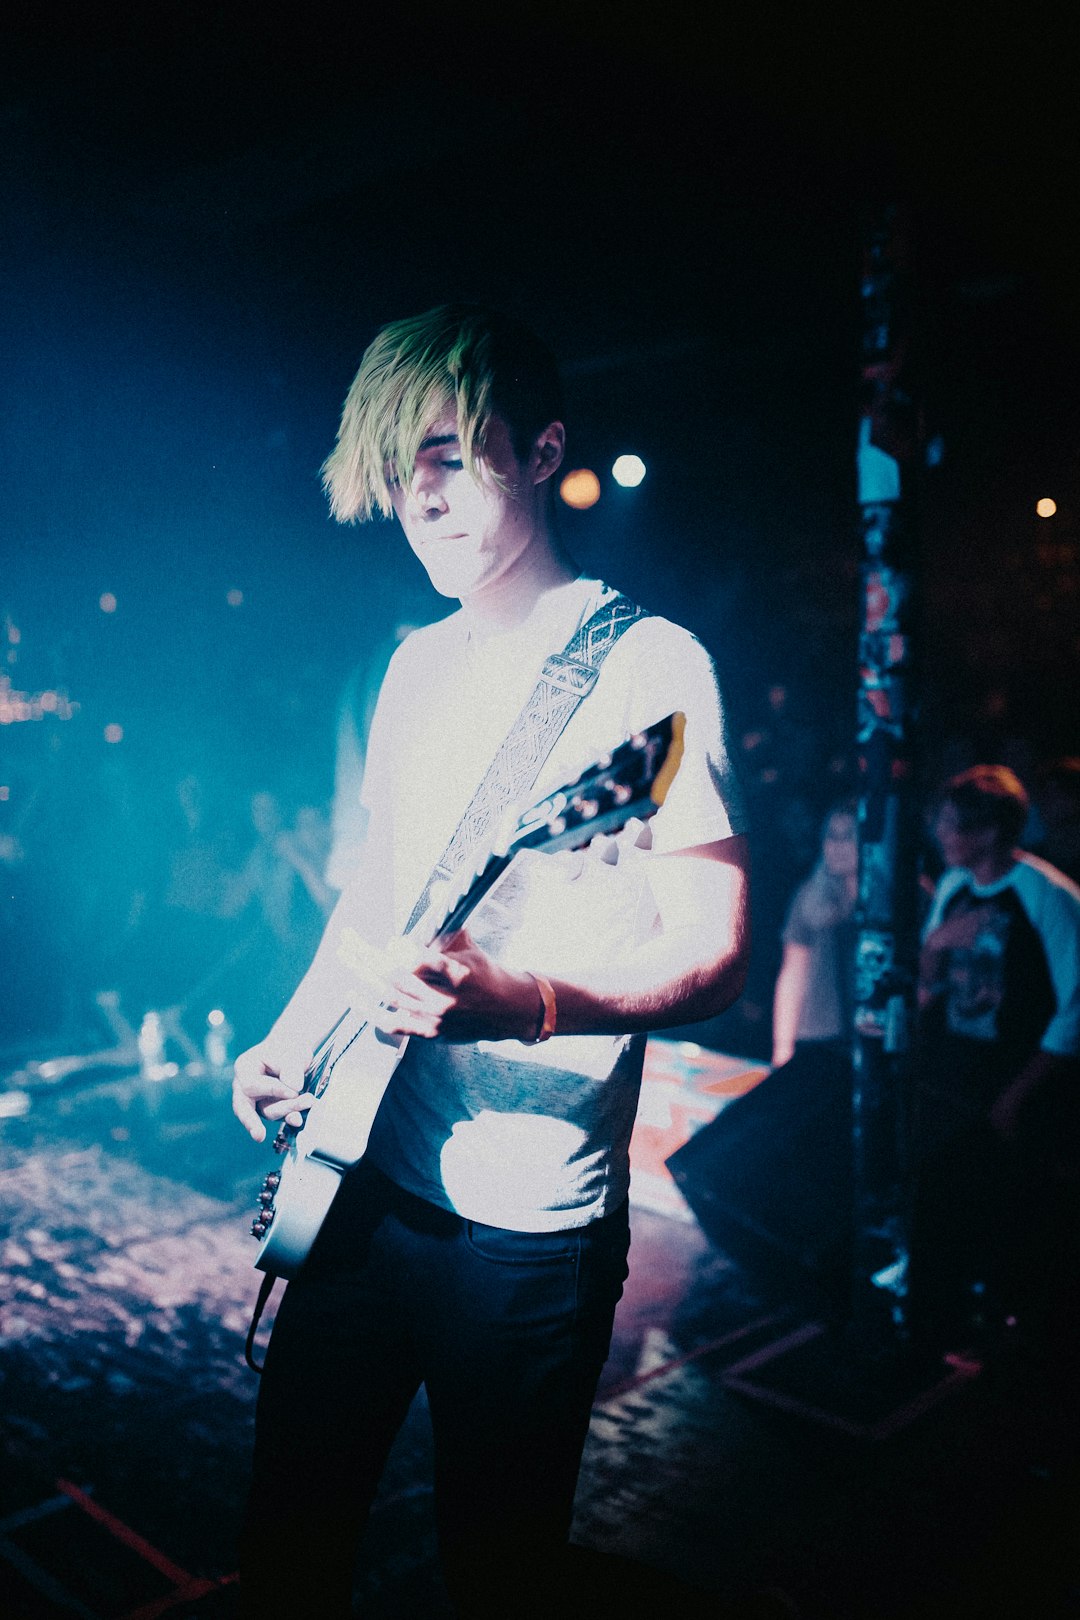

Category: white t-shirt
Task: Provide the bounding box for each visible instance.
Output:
[349,575,746,1230]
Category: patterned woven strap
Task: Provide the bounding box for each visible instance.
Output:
[404,587,647,934]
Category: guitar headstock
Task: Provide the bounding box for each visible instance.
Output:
[509,711,684,858]
[429,713,685,941]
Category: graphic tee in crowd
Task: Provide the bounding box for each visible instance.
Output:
[346,575,747,1231]
[918,852,1080,1113]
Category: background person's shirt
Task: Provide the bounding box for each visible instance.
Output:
[780,865,856,1043]
[918,852,1080,1114]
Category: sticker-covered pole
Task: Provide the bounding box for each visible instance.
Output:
[850,206,923,1343]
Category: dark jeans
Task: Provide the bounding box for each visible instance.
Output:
[237,1161,630,1619]
[908,1108,1080,1359]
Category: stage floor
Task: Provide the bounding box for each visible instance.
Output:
[2,1042,1079,1618]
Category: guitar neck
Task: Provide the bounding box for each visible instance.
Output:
[431,851,513,943]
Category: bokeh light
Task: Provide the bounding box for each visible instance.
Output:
[226,588,244,607]
[1036,497,1057,518]
[612,454,646,488]
[99,592,118,613]
[559,469,601,510]
[104,723,124,743]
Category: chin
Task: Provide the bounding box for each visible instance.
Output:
[425,557,498,600]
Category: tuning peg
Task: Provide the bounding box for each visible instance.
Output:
[632,819,653,849]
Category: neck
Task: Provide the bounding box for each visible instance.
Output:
[969,846,1017,887]
[461,530,579,641]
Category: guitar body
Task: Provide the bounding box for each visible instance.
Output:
[246,714,683,1279]
[253,1023,407,1278]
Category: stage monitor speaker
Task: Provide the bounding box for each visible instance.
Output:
[666,1045,853,1309]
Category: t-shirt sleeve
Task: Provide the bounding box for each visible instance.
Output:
[1028,870,1080,1057]
[615,620,747,855]
[782,881,817,947]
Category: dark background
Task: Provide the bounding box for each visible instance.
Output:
[2,1,1078,1054]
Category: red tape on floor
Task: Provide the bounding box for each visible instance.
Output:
[56,1479,193,1587]
[118,1571,239,1620]
[596,1313,786,1402]
[55,1478,238,1619]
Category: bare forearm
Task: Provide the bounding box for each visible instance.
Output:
[772,973,801,1066]
[348,839,752,1050]
[771,944,811,1066]
[542,923,748,1038]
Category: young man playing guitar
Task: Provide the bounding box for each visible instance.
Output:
[231,305,751,1618]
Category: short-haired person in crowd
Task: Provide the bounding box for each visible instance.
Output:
[771,801,857,1071]
[910,764,1080,1355]
[230,306,751,1617]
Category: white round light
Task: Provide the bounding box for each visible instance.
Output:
[612,454,646,488]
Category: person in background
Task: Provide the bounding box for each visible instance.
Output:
[221,793,335,1047]
[277,802,336,924]
[771,801,857,1070]
[909,764,1080,1358]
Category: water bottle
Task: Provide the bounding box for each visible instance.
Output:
[138,1010,165,1076]
[205,1008,233,1072]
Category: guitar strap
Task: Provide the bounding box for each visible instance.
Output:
[403,582,648,935]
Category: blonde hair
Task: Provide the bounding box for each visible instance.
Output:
[321,304,563,523]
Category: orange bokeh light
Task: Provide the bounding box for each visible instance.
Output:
[559,469,601,510]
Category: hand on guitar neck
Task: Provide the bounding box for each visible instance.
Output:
[232,1046,316,1144]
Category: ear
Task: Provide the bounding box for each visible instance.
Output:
[531,421,566,486]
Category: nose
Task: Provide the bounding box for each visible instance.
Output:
[408,467,449,519]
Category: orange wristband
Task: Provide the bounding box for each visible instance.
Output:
[523,972,557,1044]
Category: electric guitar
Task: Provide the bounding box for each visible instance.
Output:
[250,712,684,1279]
